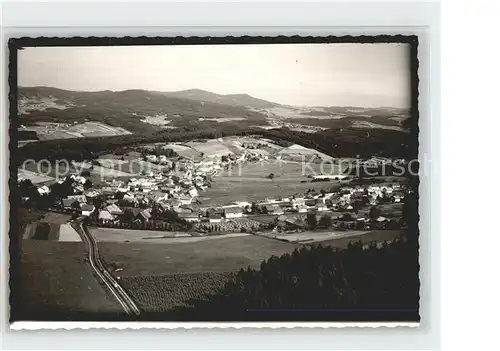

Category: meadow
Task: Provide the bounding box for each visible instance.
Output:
[309,230,405,249]
[97,234,300,277]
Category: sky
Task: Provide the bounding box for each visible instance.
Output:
[18,43,411,108]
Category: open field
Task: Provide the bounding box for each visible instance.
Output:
[40,211,71,224]
[19,95,74,114]
[23,222,60,241]
[308,230,405,249]
[20,162,111,186]
[71,122,131,137]
[120,272,235,313]
[22,122,131,140]
[97,234,299,277]
[199,117,246,123]
[58,224,82,242]
[17,241,122,319]
[201,160,346,205]
[23,219,81,242]
[351,120,408,132]
[163,143,202,158]
[185,139,235,159]
[89,165,134,178]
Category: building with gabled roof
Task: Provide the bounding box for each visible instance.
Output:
[98,210,114,223]
[81,204,95,216]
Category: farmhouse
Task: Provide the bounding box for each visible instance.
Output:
[99,210,114,223]
[147,190,169,203]
[276,215,303,230]
[224,207,243,219]
[296,205,308,213]
[122,192,136,201]
[84,189,101,199]
[74,184,85,194]
[264,205,284,215]
[207,213,223,224]
[62,198,78,209]
[81,204,95,216]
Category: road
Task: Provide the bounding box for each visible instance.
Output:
[72,218,140,316]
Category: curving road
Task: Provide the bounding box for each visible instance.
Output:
[73,218,140,316]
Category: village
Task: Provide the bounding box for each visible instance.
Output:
[19,141,411,237]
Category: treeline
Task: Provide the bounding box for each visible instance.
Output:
[259,128,417,160]
[129,145,179,158]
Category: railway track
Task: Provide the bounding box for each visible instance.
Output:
[73,218,140,316]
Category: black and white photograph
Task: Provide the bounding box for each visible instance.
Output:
[8,36,420,324]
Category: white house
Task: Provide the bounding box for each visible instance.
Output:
[296,205,308,213]
[159,155,168,164]
[179,212,201,222]
[316,204,329,212]
[208,214,223,223]
[146,155,158,163]
[122,192,135,201]
[37,185,50,195]
[188,187,199,198]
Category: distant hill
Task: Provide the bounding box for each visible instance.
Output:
[17,87,271,133]
[17,87,412,141]
[158,89,279,109]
